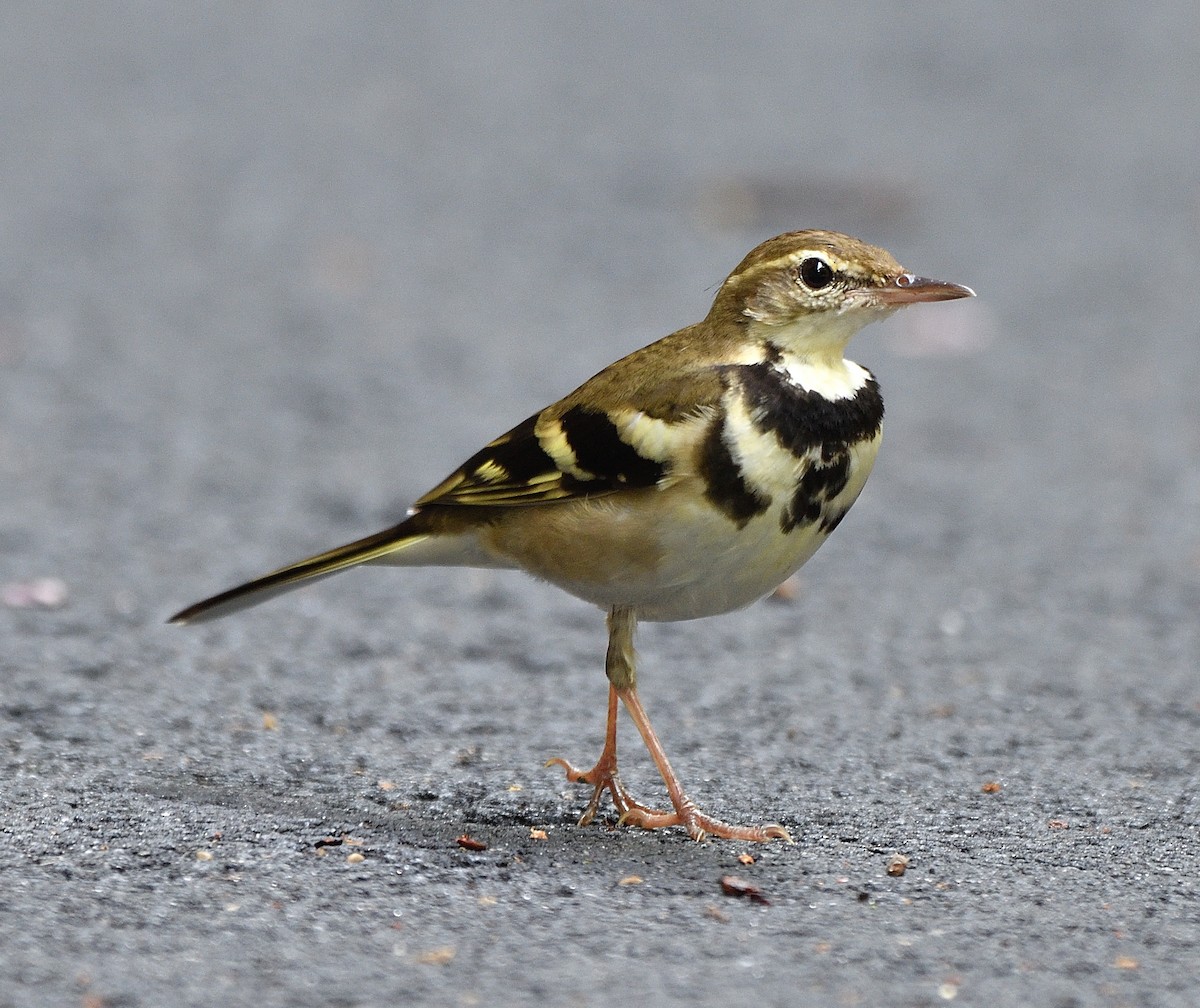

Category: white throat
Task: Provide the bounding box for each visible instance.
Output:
[777,350,872,401]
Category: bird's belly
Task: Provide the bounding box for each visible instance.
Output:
[631,496,835,620]
[482,437,877,622]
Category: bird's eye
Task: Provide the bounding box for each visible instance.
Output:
[797,256,835,290]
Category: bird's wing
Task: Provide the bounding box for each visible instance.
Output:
[416,405,672,508]
[416,334,733,510]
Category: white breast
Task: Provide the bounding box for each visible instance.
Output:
[631,434,880,621]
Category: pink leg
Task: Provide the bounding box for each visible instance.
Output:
[548,606,791,843]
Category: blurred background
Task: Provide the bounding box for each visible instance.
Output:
[2,4,1198,1006]
[4,5,1197,656]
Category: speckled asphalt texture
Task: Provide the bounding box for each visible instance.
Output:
[3,5,1200,1007]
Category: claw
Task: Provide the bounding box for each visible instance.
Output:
[548,751,672,827]
[549,752,792,842]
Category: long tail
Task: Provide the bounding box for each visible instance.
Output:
[168,516,431,625]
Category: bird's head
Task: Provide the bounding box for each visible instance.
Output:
[710,229,974,355]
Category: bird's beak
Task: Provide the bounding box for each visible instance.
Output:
[876,274,976,305]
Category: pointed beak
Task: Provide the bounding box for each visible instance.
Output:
[875,274,976,305]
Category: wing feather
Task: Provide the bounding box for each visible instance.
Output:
[416,406,674,509]
[416,343,731,511]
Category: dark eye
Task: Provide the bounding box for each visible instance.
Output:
[797,256,834,290]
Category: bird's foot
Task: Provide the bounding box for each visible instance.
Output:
[614,795,793,843]
[545,754,670,828]
[547,754,791,843]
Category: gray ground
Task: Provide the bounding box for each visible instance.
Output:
[3,4,1199,1007]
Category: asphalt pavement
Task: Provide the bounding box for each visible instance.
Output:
[2,5,1199,1007]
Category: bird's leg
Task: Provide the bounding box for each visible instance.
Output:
[545,683,667,826]
[549,606,790,842]
[547,606,672,826]
[614,683,792,842]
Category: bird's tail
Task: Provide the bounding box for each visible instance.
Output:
[168,515,433,625]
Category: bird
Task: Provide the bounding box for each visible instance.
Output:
[170,229,974,842]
